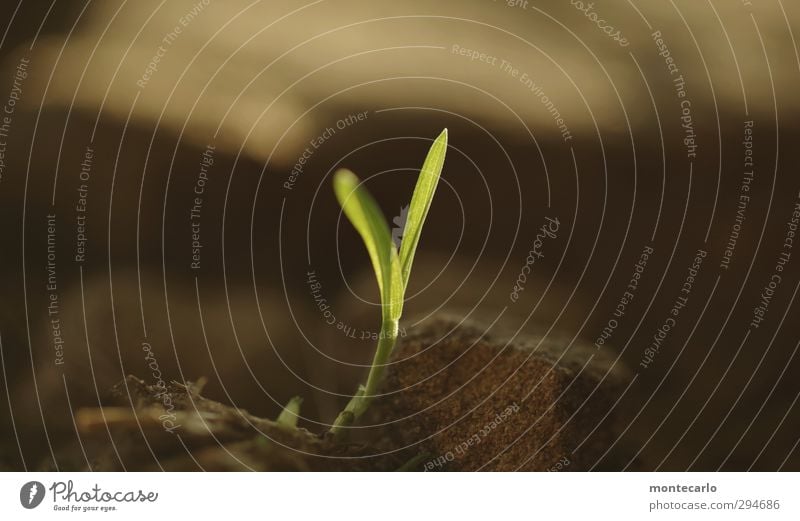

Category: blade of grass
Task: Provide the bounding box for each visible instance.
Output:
[333,169,403,321]
[330,130,448,435]
[395,451,430,472]
[276,396,303,428]
[398,128,448,288]
[331,169,404,434]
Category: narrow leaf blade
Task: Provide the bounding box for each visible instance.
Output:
[333,169,403,320]
[398,129,448,287]
[276,396,303,428]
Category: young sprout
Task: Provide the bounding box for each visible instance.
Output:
[330,129,448,434]
[276,396,303,429]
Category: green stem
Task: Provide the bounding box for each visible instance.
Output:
[330,319,398,435]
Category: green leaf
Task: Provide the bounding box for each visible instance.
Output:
[329,129,448,436]
[333,169,403,321]
[276,396,303,428]
[398,129,448,288]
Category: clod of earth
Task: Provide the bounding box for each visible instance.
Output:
[71,377,406,471]
[373,315,634,471]
[62,315,633,472]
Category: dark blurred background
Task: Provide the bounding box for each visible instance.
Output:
[0,0,798,471]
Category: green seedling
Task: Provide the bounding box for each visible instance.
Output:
[330,129,448,435]
[276,396,303,429]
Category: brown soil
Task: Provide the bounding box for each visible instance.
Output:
[374,315,633,471]
[70,376,405,471]
[40,315,633,471]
